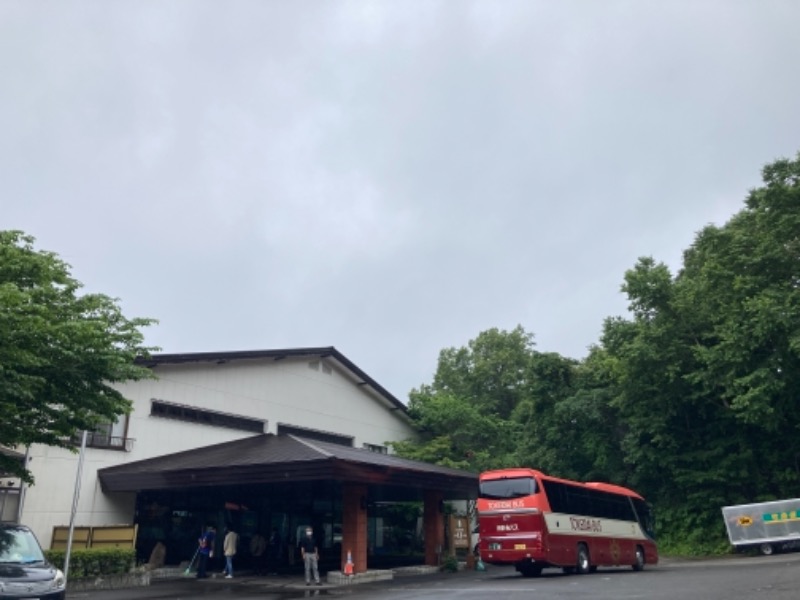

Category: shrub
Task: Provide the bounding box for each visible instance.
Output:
[45,548,136,579]
[441,554,459,573]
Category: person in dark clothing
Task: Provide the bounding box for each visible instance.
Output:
[196,526,216,579]
[299,527,321,585]
[269,527,282,564]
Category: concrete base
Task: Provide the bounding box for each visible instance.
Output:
[150,566,186,579]
[67,570,151,592]
[327,569,394,585]
[393,565,441,576]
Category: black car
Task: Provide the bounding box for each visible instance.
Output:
[0,524,66,599]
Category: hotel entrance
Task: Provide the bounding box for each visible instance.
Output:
[101,434,477,574]
[135,481,429,573]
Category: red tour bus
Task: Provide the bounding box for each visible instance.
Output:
[478,468,658,577]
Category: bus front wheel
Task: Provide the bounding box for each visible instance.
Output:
[576,544,591,575]
[760,543,774,556]
[632,546,645,571]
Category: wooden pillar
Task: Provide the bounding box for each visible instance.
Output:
[341,483,368,573]
[423,490,444,567]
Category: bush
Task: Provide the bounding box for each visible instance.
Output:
[441,554,459,573]
[44,548,136,579]
[655,505,732,557]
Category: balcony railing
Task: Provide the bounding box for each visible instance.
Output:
[72,433,135,452]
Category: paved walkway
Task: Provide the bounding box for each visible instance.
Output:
[69,564,456,598]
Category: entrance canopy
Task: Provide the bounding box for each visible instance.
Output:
[98,434,477,501]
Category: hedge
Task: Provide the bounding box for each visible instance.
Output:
[44,548,136,579]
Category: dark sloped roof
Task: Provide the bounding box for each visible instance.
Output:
[97,434,477,499]
[136,346,408,414]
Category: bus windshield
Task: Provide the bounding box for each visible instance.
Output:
[479,476,537,500]
[632,499,657,539]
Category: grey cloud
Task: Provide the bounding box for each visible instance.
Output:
[2,0,799,398]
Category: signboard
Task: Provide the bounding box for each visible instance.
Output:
[722,498,800,547]
[51,524,137,550]
[450,515,469,550]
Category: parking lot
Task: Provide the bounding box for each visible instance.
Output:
[66,552,800,600]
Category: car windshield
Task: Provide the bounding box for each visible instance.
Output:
[479,476,537,499]
[0,528,46,564]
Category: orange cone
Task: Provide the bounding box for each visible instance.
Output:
[344,550,354,575]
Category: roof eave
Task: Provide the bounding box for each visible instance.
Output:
[135,346,409,415]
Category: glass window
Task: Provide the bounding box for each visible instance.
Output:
[151,400,265,434]
[479,477,537,499]
[363,443,387,454]
[88,416,127,448]
[0,527,46,564]
[0,489,20,523]
[632,499,656,539]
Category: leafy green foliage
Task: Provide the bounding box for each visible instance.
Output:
[392,326,587,475]
[0,231,158,482]
[45,548,136,579]
[396,152,800,555]
[597,153,800,546]
[441,554,459,572]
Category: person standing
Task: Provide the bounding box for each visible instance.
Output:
[249,532,267,575]
[299,527,321,586]
[268,527,282,571]
[222,527,239,578]
[196,525,216,579]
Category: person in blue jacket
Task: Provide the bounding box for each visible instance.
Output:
[196,525,216,579]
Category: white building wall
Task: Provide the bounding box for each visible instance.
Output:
[20,355,416,547]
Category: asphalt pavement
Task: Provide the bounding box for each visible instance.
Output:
[66,566,474,599]
[64,553,800,600]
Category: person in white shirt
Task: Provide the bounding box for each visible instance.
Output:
[222,527,239,578]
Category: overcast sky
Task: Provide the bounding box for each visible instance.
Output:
[2,1,799,401]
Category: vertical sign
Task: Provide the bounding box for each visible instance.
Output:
[450,515,469,550]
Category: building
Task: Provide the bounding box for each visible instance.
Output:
[17,347,477,573]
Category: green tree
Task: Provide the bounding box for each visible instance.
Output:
[507,350,581,474]
[391,326,539,471]
[601,152,800,552]
[431,326,537,420]
[540,346,627,483]
[392,326,582,476]
[391,390,517,471]
[0,231,158,482]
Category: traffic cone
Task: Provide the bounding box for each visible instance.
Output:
[344,550,354,575]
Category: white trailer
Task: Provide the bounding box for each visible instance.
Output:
[721,498,800,555]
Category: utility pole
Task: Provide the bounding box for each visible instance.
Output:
[64,431,88,582]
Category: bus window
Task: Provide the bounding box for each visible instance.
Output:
[479,477,537,499]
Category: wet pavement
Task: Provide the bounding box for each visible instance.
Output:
[66,568,457,599]
[70,574,337,599]
[63,554,800,600]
